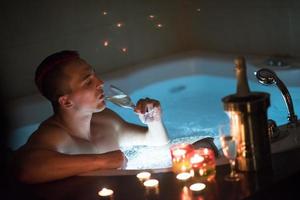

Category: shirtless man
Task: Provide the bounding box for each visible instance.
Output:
[12,50,169,184]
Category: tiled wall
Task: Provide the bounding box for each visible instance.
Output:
[1,0,300,102]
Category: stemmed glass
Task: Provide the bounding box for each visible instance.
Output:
[105,85,136,109]
[219,124,241,181]
[105,85,155,124]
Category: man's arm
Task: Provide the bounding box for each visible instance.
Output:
[101,99,169,147]
[12,147,125,184]
[11,129,126,184]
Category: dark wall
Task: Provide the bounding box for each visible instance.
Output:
[1,0,300,102]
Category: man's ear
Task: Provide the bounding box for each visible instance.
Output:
[58,95,73,109]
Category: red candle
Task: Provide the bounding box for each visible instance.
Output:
[170,143,194,174]
[190,150,205,168]
[188,148,216,180]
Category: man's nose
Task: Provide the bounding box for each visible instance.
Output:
[96,78,104,89]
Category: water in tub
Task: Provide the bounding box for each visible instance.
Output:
[9,75,300,170]
[108,75,300,169]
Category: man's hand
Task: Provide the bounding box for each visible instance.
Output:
[134,98,162,124]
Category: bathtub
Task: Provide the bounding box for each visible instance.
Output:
[7,52,300,175]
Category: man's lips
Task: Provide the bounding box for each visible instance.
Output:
[98,94,105,102]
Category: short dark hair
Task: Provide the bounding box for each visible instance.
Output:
[35,50,80,106]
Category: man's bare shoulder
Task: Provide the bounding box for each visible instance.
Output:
[22,120,72,152]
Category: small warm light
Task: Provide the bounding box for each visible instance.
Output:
[189,148,216,179]
[144,179,159,195]
[181,186,192,200]
[148,15,156,19]
[156,23,163,28]
[176,172,191,181]
[102,11,108,15]
[136,171,151,182]
[170,144,193,174]
[190,154,204,165]
[121,47,127,53]
[143,179,159,188]
[103,40,109,47]
[196,8,201,12]
[204,148,209,155]
[98,187,114,197]
[116,22,124,28]
[189,183,206,192]
[173,149,186,157]
[199,168,205,176]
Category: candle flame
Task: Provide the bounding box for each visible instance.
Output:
[98,187,114,197]
[190,154,204,164]
[144,179,159,187]
[176,172,191,181]
[189,183,206,192]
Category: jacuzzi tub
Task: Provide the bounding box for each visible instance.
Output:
[7,52,300,174]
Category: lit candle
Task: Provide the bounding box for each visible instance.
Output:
[98,188,114,199]
[188,148,216,180]
[190,153,204,168]
[173,149,186,157]
[189,183,206,192]
[176,172,191,181]
[170,143,193,174]
[144,179,159,195]
[144,179,159,187]
[136,171,151,182]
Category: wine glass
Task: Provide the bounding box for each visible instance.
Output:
[105,85,136,109]
[105,85,156,124]
[219,124,241,181]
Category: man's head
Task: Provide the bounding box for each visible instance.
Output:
[35,50,80,109]
[35,50,105,113]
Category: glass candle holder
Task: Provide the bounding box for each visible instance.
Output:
[189,148,216,181]
[170,143,194,174]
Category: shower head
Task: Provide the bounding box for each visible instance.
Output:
[254,68,298,124]
[254,68,277,85]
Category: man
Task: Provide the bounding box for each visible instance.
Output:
[12,50,169,184]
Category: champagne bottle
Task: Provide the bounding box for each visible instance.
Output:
[235,56,250,97]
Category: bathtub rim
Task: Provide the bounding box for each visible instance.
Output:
[79,155,228,176]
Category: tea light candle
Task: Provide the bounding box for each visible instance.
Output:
[144,179,159,195]
[144,179,159,187]
[98,188,114,199]
[189,183,206,192]
[136,171,151,182]
[176,172,192,181]
[188,148,216,180]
